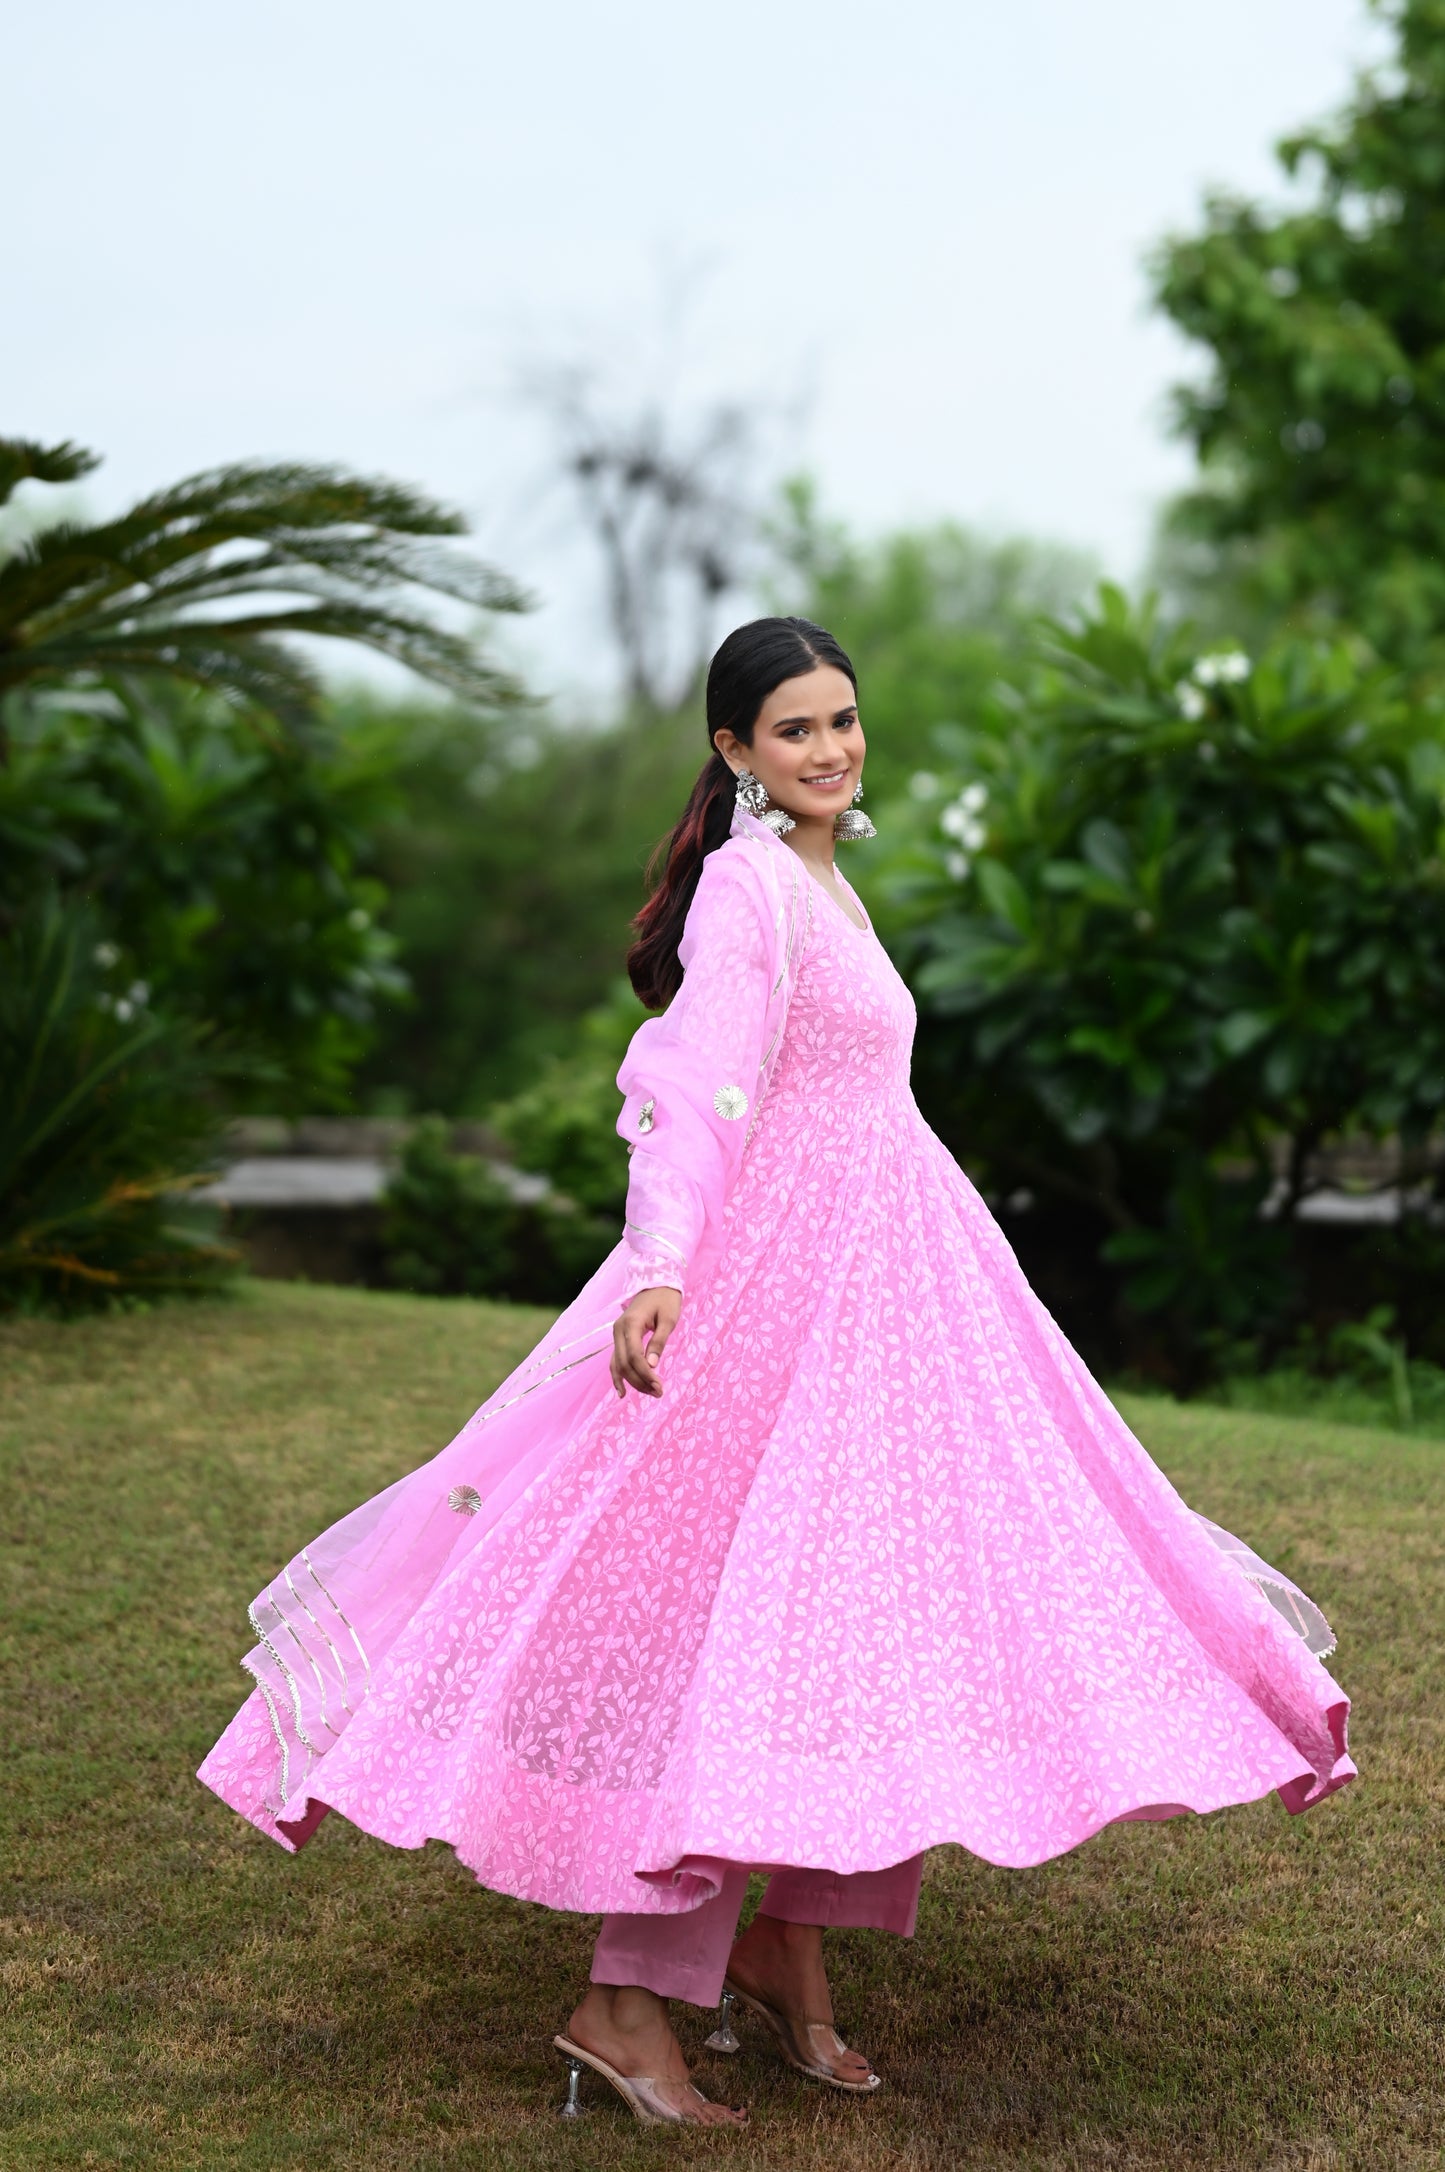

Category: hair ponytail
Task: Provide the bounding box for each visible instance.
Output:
[626,751,736,1008]
[626,616,856,1009]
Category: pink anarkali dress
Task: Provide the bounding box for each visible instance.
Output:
[199,804,1352,1954]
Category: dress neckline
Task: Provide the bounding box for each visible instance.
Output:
[800,857,872,937]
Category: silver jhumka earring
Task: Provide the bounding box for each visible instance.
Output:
[833,778,877,842]
[734,765,795,837]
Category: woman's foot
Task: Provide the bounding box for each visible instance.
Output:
[725,1914,875,2087]
[567,1984,748,2127]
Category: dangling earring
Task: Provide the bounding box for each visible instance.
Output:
[734,765,795,837]
[834,778,877,842]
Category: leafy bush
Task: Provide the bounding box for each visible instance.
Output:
[379,1118,616,1305]
[864,586,1445,1379]
[1,680,408,1108]
[0,896,237,1313]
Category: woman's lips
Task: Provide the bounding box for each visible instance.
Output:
[799,770,849,789]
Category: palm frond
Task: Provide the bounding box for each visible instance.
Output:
[0,438,99,511]
[0,451,531,728]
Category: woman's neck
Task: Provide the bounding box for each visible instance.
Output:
[779,821,837,879]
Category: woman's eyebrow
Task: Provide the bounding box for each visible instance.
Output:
[767,705,858,729]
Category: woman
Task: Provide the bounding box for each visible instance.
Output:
[200,617,1352,2132]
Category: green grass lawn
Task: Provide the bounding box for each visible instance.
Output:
[2,1280,1442,2171]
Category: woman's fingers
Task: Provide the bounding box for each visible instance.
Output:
[610,1292,680,1397]
[628,1307,666,1394]
[647,1308,676,1367]
[612,1310,663,1397]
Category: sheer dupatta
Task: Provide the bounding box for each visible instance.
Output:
[199,806,813,1845]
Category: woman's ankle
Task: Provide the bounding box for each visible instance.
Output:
[573,1982,670,2036]
[736,1913,823,1955]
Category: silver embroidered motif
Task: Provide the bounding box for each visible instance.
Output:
[713,1083,748,1121]
[637,1098,655,1133]
[448,1484,483,1515]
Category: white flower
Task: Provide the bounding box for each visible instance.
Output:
[1194,650,1250,687]
[1175,681,1208,721]
[941,800,988,853]
[93,942,120,969]
[960,782,989,813]
[909,770,940,800]
[114,998,134,1023]
[945,851,971,882]
[127,980,149,1007]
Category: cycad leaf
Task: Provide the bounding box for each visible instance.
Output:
[0,453,530,724]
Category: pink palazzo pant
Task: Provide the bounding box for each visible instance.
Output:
[590,1856,926,2009]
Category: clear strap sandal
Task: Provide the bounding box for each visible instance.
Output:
[714,1978,883,2092]
[553,2034,747,2125]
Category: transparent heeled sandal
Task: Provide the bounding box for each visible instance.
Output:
[553,2034,747,2126]
[707,1979,883,2093]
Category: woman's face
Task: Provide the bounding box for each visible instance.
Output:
[714,664,865,831]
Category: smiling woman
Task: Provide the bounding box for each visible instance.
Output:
[198,615,1353,2135]
[626,619,874,1004]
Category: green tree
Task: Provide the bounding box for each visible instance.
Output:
[0,434,528,1109]
[1151,0,1445,670]
[0,434,530,1306]
[865,587,1445,1378]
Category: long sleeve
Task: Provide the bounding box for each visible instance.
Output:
[614,849,777,1304]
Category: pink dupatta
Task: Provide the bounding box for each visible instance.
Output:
[202,806,813,1845]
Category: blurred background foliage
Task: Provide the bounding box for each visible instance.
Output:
[8,0,1445,1382]
[0,894,235,1311]
[2,678,406,1108]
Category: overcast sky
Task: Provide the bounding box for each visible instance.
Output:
[6,0,1388,698]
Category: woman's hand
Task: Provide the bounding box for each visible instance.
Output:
[611,1286,682,1399]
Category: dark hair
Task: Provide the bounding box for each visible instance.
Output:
[626,616,857,1009]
